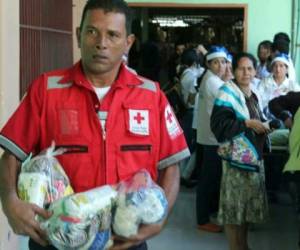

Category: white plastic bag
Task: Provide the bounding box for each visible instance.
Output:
[18,143,73,207]
[41,185,117,250]
[113,170,168,238]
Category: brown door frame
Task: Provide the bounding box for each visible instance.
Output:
[128,2,248,51]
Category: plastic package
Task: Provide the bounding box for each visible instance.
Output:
[112,170,168,238]
[18,173,48,207]
[17,143,74,207]
[40,185,117,250]
[89,230,113,250]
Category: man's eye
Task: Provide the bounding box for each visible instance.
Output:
[108,32,119,38]
[87,29,96,35]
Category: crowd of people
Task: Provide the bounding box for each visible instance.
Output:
[154,31,300,250]
[0,0,299,250]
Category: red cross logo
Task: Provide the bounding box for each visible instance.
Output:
[167,111,173,123]
[134,112,145,124]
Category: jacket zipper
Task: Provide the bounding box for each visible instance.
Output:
[102,130,106,183]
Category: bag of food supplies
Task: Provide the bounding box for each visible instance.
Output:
[17,142,74,207]
[112,169,168,238]
[40,185,117,250]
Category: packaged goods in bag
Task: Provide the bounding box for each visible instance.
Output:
[17,143,74,207]
[41,185,117,250]
[113,169,168,237]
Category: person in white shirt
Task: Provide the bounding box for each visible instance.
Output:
[271,33,297,82]
[178,49,204,185]
[258,53,300,114]
[222,53,234,82]
[258,53,300,156]
[256,40,272,80]
[196,46,227,232]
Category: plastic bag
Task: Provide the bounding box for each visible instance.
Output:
[112,170,168,238]
[40,185,117,250]
[17,143,74,207]
[18,172,48,207]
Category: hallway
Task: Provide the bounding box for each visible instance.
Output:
[148,187,298,250]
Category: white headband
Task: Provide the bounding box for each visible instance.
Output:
[271,57,289,67]
[206,51,227,61]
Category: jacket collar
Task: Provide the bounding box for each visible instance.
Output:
[58,61,142,90]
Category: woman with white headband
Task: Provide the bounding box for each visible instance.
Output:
[257,53,300,114]
[196,45,227,233]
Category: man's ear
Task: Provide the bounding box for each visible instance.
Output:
[76,27,81,49]
[125,34,135,55]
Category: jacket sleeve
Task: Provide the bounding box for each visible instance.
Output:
[268,91,300,121]
[210,104,248,143]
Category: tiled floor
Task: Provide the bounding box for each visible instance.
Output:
[148,187,299,250]
[20,187,298,250]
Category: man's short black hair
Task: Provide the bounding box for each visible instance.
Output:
[79,0,132,34]
[181,48,198,67]
[232,52,257,71]
[272,39,290,54]
[273,32,290,44]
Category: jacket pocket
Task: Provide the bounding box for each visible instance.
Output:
[122,102,153,137]
[55,143,94,192]
[117,144,153,180]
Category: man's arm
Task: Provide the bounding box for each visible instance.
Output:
[0,151,51,246]
[269,92,300,119]
[157,163,180,214]
[269,92,300,129]
[110,164,180,250]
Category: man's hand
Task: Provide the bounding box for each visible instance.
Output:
[196,44,207,55]
[2,194,52,246]
[109,223,163,250]
[109,164,179,250]
[284,117,293,129]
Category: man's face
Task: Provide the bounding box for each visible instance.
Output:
[77,9,134,79]
[176,45,185,55]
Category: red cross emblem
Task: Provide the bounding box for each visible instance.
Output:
[134,112,145,124]
[166,111,173,123]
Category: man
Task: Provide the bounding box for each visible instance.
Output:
[0,1,189,250]
[168,42,185,83]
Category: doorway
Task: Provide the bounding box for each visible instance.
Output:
[127,3,247,85]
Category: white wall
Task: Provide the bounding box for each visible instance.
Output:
[73,0,86,62]
[0,0,21,249]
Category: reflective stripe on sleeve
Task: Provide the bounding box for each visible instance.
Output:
[158,148,190,170]
[0,135,28,161]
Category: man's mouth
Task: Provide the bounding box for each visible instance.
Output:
[92,55,108,61]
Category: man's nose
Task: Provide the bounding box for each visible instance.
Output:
[95,35,107,49]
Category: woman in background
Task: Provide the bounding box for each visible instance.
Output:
[211,52,269,250]
[196,46,227,232]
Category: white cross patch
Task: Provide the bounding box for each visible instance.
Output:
[165,105,182,139]
[129,109,149,135]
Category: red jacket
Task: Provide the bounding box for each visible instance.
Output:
[0,62,189,192]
